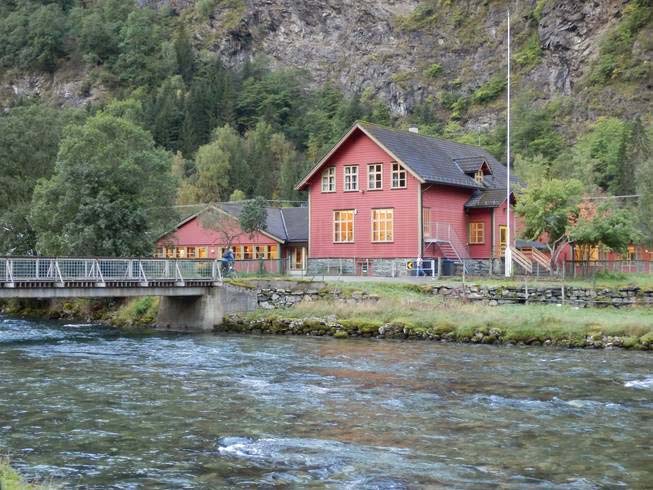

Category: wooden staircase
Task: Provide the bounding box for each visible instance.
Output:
[510,246,553,274]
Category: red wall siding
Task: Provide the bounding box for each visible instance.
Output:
[308,130,420,258]
[422,184,472,258]
[466,208,493,258]
[156,215,280,259]
[493,200,518,257]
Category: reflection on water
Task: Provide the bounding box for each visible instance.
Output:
[1,316,652,488]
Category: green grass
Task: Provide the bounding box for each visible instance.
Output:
[244,286,653,347]
[0,459,53,490]
[107,297,159,329]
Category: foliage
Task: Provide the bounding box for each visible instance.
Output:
[636,156,653,241]
[472,76,506,104]
[239,196,268,237]
[588,0,653,84]
[570,204,642,255]
[191,125,235,202]
[513,31,542,69]
[424,63,442,78]
[0,2,67,72]
[30,112,176,256]
[511,95,563,162]
[0,457,50,490]
[229,189,246,201]
[515,178,584,266]
[569,117,631,194]
[0,104,84,255]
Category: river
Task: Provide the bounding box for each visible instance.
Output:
[1,316,652,489]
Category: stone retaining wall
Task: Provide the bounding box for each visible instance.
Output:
[253,280,653,309]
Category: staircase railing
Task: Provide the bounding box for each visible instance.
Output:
[529,247,552,272]
[510,246,533,274]
[424,222,470,260]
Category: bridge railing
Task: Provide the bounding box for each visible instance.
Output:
[0,257,223,286]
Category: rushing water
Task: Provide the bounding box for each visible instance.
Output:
[1,316,652,489]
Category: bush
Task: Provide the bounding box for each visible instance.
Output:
[472,76,506,104]
[424,63,443,78]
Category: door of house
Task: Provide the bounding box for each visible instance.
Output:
[289,247,305,271]
[499,225,508,256]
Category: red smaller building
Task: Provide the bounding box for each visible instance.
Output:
[155,203,308,274]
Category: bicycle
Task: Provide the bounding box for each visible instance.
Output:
[220,260,239,279]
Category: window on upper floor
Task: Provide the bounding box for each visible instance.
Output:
[468,222,485,244]
[344,165,359,191]
[333,210,354,243]
[391,162,407,188]
[368,163,382,190]
[321,167,336,192]
[371,208,394,242]
[474,169,484,184]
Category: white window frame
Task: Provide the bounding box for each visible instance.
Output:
[321,167,336,192]
[344,165,359,192]
[371,208,394,243]
[391,162,407,189]
[333,210,355,243]
[367,163,383,190]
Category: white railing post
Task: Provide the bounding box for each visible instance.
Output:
[94,259,105,286]
[174,261,184,286]
[138,260,149,286]
[54,260,64,286]
[6,259,15,287]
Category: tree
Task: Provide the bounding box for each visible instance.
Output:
[570,117,630,194]
[515,178,584,269]
[239,196,268,237]
[229,189,246,201]
[636,156,653,242]
[570,204,643,259]
[30,113,176,256]
[0,104,83,254]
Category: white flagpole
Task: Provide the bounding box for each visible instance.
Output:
[504,8,512,277]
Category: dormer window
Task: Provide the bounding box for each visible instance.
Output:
[474,169,484,183]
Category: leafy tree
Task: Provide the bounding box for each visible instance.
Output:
[229,189,246,201]
[113,8,172,87]
[239,196,268,237]
[570,204,642,259]
[0,3,67,71]
[512,95,563,162]
[515,178,584,269]
[636,156,653,241]
[189,125,238,202]
[147,76,186,152]
[570,117,631,194]
[30,113,176,256]
[0,104,83,254]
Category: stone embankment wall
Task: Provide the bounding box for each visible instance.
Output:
[254,280,653,309]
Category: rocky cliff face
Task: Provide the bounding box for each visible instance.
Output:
[4,0,650,130]
[196,0,631,112]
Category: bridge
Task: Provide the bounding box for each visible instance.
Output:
[0,257,257,331]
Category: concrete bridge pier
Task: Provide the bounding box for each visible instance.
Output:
[156,285,257,332]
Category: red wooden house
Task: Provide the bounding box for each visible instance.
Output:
[155,203,308,273]
[296,122,517,270]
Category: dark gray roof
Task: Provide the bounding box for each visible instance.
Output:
[217,203,286,242]
[361,123,482,189]
[454,156,487,174]
[516,239,548,251]
[464,189,509,208]
[280,207,308,242]
[359,122,519,191]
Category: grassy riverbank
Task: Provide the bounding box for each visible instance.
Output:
[0,297,158,330]
[230,282,653,349]
[0,459,52,490]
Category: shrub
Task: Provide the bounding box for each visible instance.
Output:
[472,76,506,104]
[424,63,443,78]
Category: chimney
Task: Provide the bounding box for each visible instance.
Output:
[408,126,419,134]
